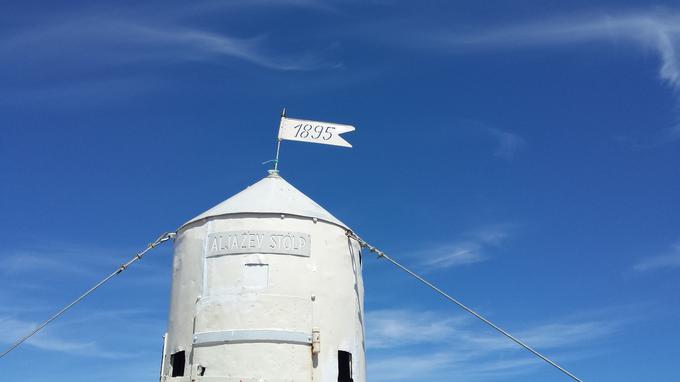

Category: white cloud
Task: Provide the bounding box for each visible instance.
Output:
[366,307,622,381]
[456,120,527,159]
[366,308,618,351]
[0,12,333,72]
[633,243,680,272]
[438,12,680,88]
[419,226,511,270]
[368,352,466,381]
[0,3,341,104]
[0,243,132,277]
[3,253,91,276]
[111,23,327,71]
[422,244,486,268]
[484,127,527,160]
[0,316,130,359]
[368,350,551,382]
[429,11,680,144]
[0,240,171,361]
[462,320,619,351]
[366,309,464,349]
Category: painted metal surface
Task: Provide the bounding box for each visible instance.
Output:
[162,173,365,382]
[193,329,312,346]
[182,172,348,229]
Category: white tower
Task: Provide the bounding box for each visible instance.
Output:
[161,172,365,382]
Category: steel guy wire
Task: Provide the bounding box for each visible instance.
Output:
[0,231,176,360]
[346,230,583,382]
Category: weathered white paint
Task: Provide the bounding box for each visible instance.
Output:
[193,329,312,346]
[161,172,365,382]
[184,173,348,228]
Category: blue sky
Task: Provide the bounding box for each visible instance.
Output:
[1,1,679,381]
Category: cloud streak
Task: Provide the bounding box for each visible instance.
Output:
[0,3,342,104]
[484,127,527,160]
[418,226,511,270]
[0,1,342,76]
[438,12,680,87]
[0,242,136,277]
[0,315,132,359]
[366,309,464,349]
[0,18,327,72]
[0,241,170,360]
[366,307,622,381]
[429,10,680,144]
[633,243,680,272]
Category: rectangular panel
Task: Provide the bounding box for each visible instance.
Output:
[195,295,312,332]
[243,263,268,288]
[207,231,310,257]
[193,329,312,346]
[191,343,312,381]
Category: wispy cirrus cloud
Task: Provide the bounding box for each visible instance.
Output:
[366,309,465,349]
[367,309,620,352]
[368,351,546,382]
[455,120,527,160]
[431,10,680,144]
[3,252,95,276]
[366,307,623,381]
[0,241,170,359]
[633,243,680,272]
[0,243,132,277]
[463,320,619,351]
[0,18,330,72]
[0,315,133,359]
[0,241,172,292]
[0,2,340,104]
[484,127,527,160]
[436,12,680,88]
[418,226,512,270]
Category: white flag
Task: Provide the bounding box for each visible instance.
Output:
[278,117,355,148]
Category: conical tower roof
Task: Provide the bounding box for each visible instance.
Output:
[181,172,348,229]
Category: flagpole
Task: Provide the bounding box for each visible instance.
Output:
[273,139,282,172]
[272,108,286,173]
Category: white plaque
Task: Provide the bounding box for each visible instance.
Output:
[206,231,311,257]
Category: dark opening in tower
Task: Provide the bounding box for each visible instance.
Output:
[170,350,185,377]
[338,350,353,382]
